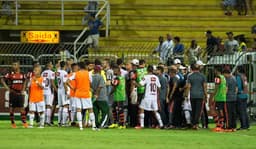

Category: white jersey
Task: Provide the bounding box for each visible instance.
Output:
[140,74,161,100]
[41,69,55,95]
[56,69,68,90]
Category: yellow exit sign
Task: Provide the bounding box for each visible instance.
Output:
[21,31,59,44]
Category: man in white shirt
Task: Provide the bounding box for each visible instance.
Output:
[136,65,163,129]
[161,34,174,63]
[41,62,57,126]
[56,61,69,126]
[224,32,239,53]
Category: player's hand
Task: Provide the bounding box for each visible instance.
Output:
[94,95,98,100]
[21,91,26,95]
[166,98,169,104]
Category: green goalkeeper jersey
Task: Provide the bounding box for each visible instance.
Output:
[113,76,126,102]
[136,67,147,94]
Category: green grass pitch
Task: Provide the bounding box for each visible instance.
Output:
[0,121,256,149]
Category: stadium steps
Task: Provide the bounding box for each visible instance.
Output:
[102,0,255,51]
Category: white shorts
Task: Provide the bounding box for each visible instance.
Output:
[44,94,54,106]
[74,98,92,110]
[58,89,69,106]
[183,100,192,111]
[139,98,158,111]
[69,97,76,110]
[29,101,45,113]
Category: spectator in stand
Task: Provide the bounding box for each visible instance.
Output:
[59,46,71,62]
[224,32,239,53]
[245,0,255,15]
[162,34,174,64]
[82,1,98,25]
[1,1,15,24]
[235,35,247,52]
[173,36,185,57]
[152,36,165,63]
[186,40,202,65]
[205,30,218,58]
[237,0,247,15]
[87,14,103,49]
[222,0,236,16]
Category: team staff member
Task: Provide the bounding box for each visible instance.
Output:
[185,64,207,130]
[28,65,45,128]
[223,67,237,131]
[1,61,28,128]
[210,66,227,132]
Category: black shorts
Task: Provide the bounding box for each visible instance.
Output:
[112,101,124,109]
[9,92,24,108]
[215,102,225,111]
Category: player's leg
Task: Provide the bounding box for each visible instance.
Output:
[61,92,69,126]
[29,102,36,128]
[70,98,76,125]
[75,98,83,130]
[152,99,163,128]
[109,102,119,128]
[57,90,63,126]
[138,108,145,128]
[117,102,126,128]
[45,94,53,125]
[37,101,46,128]
[168,100,174,128]
[9,93,16,127]
[81,98,96,129]
[62,104,69,126]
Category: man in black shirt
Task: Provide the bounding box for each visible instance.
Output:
[205,30,218,58]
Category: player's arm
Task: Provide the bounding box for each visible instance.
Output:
[34,78,44,89]
[209,76,220,103]
[110,78,119,95]
[168,81,177,103]
[184,82,191,99]
[166,83,170,103]
[203,82,208,101]
[22,74,27,93]
[0,77,10,91]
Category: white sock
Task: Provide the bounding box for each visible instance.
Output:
[155,112,163,127]
[40,113,45,126]
[62,107,68,125]
[77,112,82,128]
[58,107,63,124]
[139,113,144,128]
[29,113,35,126]
[184,111,191,124]
[46,108,51,124]
[89,112,96,128]
[71,107,76,122]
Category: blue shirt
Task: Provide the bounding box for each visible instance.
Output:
[236,75,248,99]
[88,19,102,35]
[173,43,184,54]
